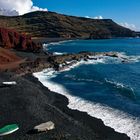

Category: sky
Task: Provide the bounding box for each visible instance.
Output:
[0,0,139,31]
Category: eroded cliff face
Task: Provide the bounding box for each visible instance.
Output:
[0,28,42,52]
[0,28,43,71]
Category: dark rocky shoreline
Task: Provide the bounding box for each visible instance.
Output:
[0,72,130,140]
[14,50,129,75]
[0,35,131,139]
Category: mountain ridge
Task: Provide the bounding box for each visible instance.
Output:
[0,11,137,39]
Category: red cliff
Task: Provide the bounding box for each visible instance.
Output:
[0,28,42,52]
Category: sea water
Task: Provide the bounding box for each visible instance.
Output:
[34,38,140,140]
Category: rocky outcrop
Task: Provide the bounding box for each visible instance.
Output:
[0,11,137,39]
[0,28,42,52]
[14,51,130,75]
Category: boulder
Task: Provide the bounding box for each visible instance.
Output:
[34,121,55,132]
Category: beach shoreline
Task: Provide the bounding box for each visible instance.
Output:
[0,72,130,140]
[0,38,131,140]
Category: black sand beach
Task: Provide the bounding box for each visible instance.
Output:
[0,7,138,139]
[0,72,130,140]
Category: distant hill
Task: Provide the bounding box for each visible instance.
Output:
[0,11,137,39]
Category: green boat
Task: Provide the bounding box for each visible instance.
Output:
[0,124,19,136]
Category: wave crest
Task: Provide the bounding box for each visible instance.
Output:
[105,78,136,100]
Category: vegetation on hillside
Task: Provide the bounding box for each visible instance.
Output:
[0,11,137,39]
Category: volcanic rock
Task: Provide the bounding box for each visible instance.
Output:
[0,28,42,52]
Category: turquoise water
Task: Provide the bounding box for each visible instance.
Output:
[48,39,140,111]
[48,39,140,55]
[39,38,140,139]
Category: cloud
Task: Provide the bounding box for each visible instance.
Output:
[0,0,48,16]
[94,16,103,19]
[120,22,137,31]
[85,16,90,18]
[85,15,103,19]
[0,8,19,16]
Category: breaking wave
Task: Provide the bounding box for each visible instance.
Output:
[34,69,140,140]
[43,40,74,51]
[57,52,140,73]
[115,52,140,63]
[33,51,140,140]
[105,78,136,100]
[53,52,66,55]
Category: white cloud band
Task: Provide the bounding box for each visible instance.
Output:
[85,15,103,20]
[120,22,137,31]
[0,0,47,16]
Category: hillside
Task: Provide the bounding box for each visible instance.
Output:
[0,11,137,39]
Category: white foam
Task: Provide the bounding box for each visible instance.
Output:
[116,52,140,63]
[105,78,132,89]
[34,69,140,140]
[2,81,17,85]
[33,52,140,140]
[53,52,65,55]
[56,52,140,73]
[43,40,74,50]
[105,78,136,100]
[58,55,124,72]
[100,52,140,64]
[58,56,109,72]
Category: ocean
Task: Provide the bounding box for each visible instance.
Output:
[34,38,140,140]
